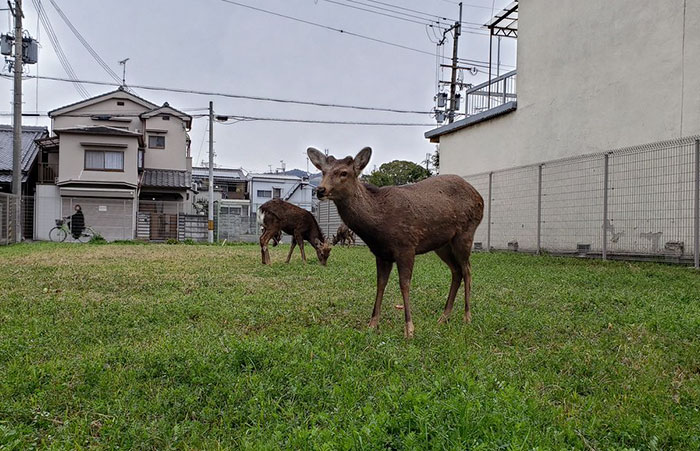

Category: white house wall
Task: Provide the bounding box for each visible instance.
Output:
[439,0,700,176]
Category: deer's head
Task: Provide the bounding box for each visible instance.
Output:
[307,147,372,201]
[314,238,332,266]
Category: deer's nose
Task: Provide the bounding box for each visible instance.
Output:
[316,187,326,198]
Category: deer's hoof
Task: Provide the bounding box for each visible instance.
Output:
[368,318,379,330]
[437,314,449,325]
[404,322,415,339]
[464,311,472,324]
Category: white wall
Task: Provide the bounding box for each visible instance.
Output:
[438,0,700,176]
[34,184,61,241]
[56,133,139,187]
[143,115,189,171]
[250,177,313,210]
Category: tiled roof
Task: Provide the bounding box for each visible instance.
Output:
[0,124,48,182]
[141,169,192,189]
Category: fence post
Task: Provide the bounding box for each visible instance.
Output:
[487,172,493,252]
[537,164,543,255]
[602,153,610,260]
[694,138,699,270]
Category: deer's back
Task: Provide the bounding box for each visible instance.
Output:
[341,175,483,258]
[259,199,317,234]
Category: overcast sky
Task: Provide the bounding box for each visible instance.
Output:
[1,0,516,173]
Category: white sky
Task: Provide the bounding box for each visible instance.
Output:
[1,0,516,173]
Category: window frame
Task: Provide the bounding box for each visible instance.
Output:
[84,149,125,172]
[148,134,166,149]
[257,189,272,199]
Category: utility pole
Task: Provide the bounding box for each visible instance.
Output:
[12,0,23,242]
[208,101,214,243]
[447,2,462,123]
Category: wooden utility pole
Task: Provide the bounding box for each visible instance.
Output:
[208,101,214,243]
[12,0,23,242]
[447,2,462,123]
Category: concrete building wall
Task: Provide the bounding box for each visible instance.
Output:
[51,97,147,132]
[249,177,313,211]
[143,116,189,171]
[34,184,61,241]
[56,133,139,186]
[438,0,700,176]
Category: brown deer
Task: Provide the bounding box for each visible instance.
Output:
[258,198,332,265]
[308,147,483,338]
[332,224,356,246]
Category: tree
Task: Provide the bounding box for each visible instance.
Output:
[431,149,439,173]
[364,160,431,187]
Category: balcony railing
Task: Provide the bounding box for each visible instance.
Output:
[38,163,58,184]
[464,70,516,117]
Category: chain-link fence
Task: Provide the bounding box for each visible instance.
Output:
[464,136,700,267]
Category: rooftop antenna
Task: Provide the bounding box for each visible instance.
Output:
[118,58,129,87]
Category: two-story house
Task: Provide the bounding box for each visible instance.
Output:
[35,88,193,241]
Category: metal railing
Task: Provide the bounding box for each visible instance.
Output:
[38,162,58,184]
[464,136,700,267]
[464,70,517,117]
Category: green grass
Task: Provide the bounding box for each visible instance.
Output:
[1,243,699,450]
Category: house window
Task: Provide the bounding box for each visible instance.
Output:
[148,135,165,149]
[273,188,282,199]
[162,115,170,121]
[85,150,124,171]
[117,101,124,106]
[231,206,242,215]
[257,190,272,198]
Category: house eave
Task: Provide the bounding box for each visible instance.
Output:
[425,101,517,143]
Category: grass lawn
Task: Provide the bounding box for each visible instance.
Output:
[1,242,699,449]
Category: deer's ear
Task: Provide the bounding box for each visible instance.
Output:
[307,147,327,171]
[353,147,372,173]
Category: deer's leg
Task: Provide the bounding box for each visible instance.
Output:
[435,246,462,324]
[369,257,392,330]
[462,258,473,323]
[396,254,416,338]
[296,233,307,263]
[285,238,297,263]
[259,229,274,265]
[453,234,475,323]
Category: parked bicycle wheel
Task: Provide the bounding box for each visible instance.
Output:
[49,227,67,242]
[76,228,94,243]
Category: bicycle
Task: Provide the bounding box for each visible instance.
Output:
[48,217,97,243]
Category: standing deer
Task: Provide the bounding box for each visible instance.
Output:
[332,224,356,246]
[258,198,332,265]
[308,147,483,338]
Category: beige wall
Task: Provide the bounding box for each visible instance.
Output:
[439,0,700,176]
[143,116,189,170]
[52,97,148,132]
[56,133,139,187]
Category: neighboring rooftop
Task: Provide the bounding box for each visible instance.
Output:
[141,169,192,189]
[192,166,247,181]
[0,124,49,183]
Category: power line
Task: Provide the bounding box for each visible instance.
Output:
[221,114,435,126]
[216,0,486,63]
[2,74,435,114]
[46,0,122,84]
[354,0,489,28]
[320,0,447,28]
[31,0,90,98]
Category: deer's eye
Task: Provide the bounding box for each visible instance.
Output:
[340,170,348,177]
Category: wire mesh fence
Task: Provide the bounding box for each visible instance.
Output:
[464,136,700,267]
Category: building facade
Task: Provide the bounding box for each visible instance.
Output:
[427,0,700,175]
[36,88,193,241]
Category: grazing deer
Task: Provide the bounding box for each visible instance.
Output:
[308,147,483,338]
[258,198,332,265]
[332,224,356,246]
